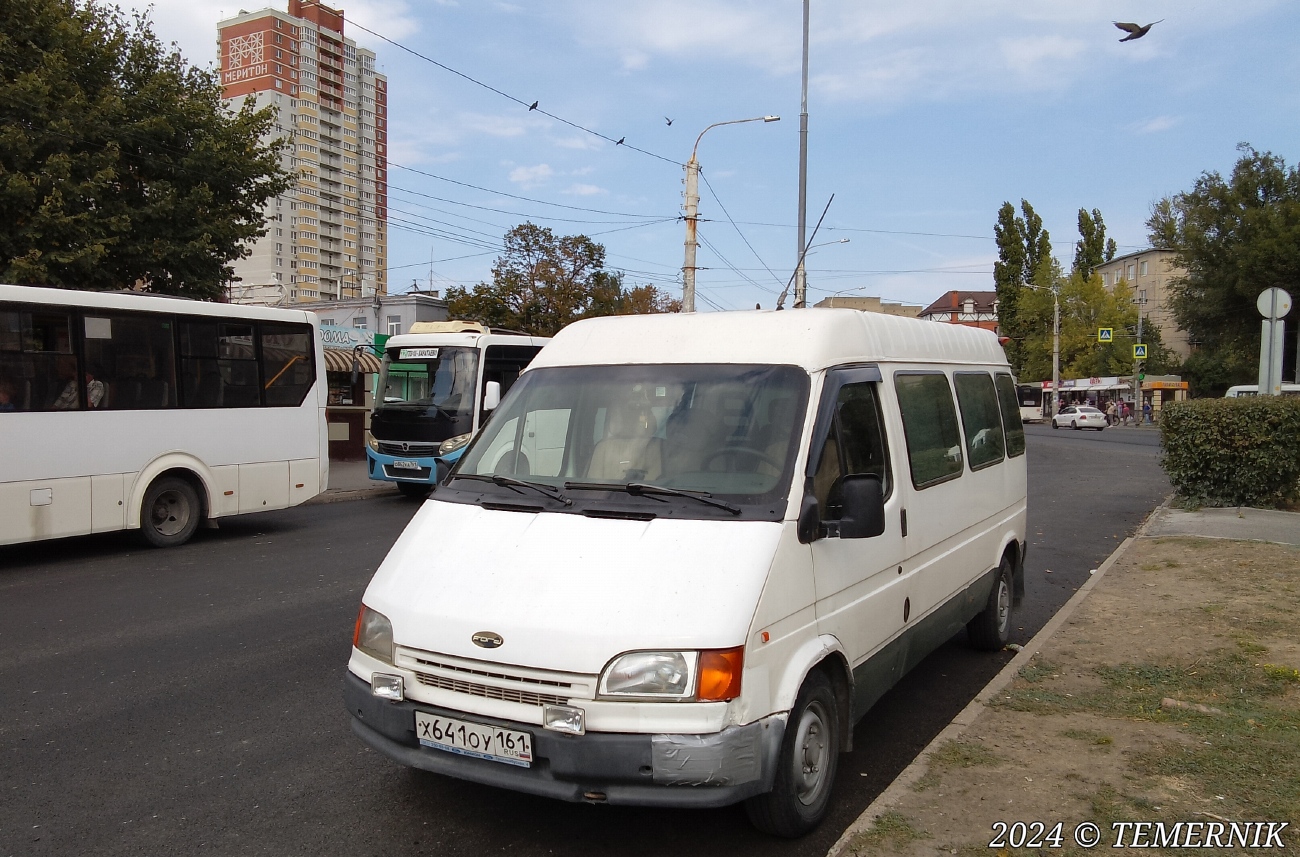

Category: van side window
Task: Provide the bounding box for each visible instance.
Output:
[813,382,889,520]
[953,372,1005,470]
[894,372,963,488]
[994,373,1026,457]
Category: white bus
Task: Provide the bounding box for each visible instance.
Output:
[0,284,328,547]
[1225,384,1300,398]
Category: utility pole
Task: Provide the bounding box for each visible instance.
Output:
[681,116,780,313]
[794,0,811,308]
[682,158,700,313]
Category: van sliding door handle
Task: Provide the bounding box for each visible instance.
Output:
[901,508,907,537]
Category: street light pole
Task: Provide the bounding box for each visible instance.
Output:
[794,0,810,309]
[681,115,780,313]
[1052,287,1060,416]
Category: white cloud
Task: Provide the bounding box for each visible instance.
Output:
[509,164,554,188]
[1129,115,1180,135]
[563,183,606,196]
[119,0,419,67]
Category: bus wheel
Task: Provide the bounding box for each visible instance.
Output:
[140,477,200,548]
[744,670,840,838]
[397,482,431,499]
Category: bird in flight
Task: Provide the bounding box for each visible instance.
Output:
[528,100,538,111]
[1113,20,1162,41]
[664,117,673,126]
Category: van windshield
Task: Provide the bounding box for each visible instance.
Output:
[451,364,809,513]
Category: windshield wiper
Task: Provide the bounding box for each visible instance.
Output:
[453,474,572,506]
[564,481,740,515]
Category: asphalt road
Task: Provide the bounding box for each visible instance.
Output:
[0,424,1168,857]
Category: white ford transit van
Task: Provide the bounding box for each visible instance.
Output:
[346,309,1027,837]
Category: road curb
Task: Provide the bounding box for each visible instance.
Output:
[825,499,1171,857]
[304,485,397,505]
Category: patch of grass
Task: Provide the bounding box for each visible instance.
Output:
[913,740,998,791]
[1018,658,1060,683]
[1061,728,1113,746]
[1007,647,1300,846]
[848,811,927,855]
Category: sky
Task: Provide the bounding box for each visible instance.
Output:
[118,0,1300,313]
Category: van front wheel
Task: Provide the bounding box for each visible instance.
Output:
[967,558,1014,651]
[745,670,840,838]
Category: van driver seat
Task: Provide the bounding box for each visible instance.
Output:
[587,402,663,482]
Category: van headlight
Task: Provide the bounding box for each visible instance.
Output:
[599,651,696,699]
[365,431,381,453]
[438,433,472,456]
[597,648,745,701]
[353,604,394,664]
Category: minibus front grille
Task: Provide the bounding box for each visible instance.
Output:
[378,441,439,456]
[413,673,570,707]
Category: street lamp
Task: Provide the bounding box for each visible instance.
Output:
[681,115,780,313]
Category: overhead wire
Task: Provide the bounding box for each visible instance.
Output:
[347,21,682,167]
[700,173,786,292]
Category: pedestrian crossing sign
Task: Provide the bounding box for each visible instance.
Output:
[1098,328,1113,343]
[1133,343,1148,359]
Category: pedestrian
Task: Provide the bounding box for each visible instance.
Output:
[1143,400,1152,425]
[1121,402,1131,425]
[1105,400,1117,426]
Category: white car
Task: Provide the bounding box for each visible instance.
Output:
[1052,405,1106,430]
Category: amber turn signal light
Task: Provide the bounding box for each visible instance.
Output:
[697,647,744,701]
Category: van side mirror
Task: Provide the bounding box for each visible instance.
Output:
[483,381,501,411]
[797,494,821,544]
[838,474,886,539]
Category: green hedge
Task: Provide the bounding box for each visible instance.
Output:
[1160,397,1300,508]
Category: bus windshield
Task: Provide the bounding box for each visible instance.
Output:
[376,346,479,422]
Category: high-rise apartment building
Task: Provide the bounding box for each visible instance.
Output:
[217,0,388,305]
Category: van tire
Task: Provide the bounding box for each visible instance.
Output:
[745,670,840,838]
[140,476,201,548]
[967,558,1014,651]
[396,482,431,499]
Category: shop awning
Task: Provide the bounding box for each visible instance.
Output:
[323,347,382,374]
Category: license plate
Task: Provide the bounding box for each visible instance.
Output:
[414,712,533,768]
[392,460,421,470]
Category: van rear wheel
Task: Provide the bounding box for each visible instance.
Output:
[745,670,840,838]
[967,558,1014,651]
[140,476,200,548]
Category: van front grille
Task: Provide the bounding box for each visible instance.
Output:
[412,672,570,708]
[394,648,597,710]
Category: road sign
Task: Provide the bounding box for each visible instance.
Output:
[1098,328,1113,343]
[1256,287,1292,320]
[1133,344,1148,359]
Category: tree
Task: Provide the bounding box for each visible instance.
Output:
[445,223,680,336]
[1073,208,1117,279]
[1017,270,1138,382]
[0,0,292,298]
[1147,144,1300,387]
[993,200,1055,375]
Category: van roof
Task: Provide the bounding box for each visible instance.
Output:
[532,308,1009,372]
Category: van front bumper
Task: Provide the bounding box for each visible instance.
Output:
[344,671,782,807]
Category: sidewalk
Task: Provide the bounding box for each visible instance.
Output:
[308,457,400,504]
[830,503,1300,856]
